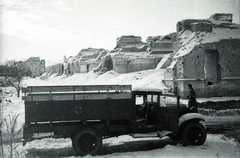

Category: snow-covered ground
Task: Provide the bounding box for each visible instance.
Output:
[1,69,240,157]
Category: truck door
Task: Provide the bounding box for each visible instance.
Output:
[158,95,179,133]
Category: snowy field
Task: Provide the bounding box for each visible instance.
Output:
[1,69,240,157]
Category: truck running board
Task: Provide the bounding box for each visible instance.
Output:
[131,130,172,138]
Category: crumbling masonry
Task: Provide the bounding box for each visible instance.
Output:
[163,13,240,98]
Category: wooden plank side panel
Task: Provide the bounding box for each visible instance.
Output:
[31,87,51,92]
[27,86,74,93]
[74,86,85,91]
[51,99,132,121]
[26,92,132,101]
[51,101,84,121]
[108,99,132,120]
[51,86,73,92]
[51,94,74,101]
[25,98,133,125]
[75,93,131,100]
[25,101,84,123]
[50,99,132,121]
[75,93,102,100]
[119,85,132,91]
[32,95,51,101]
[25,101,51,123]
[108,93,131,99]
[84,100,108,120]
[27,85,131,93]
[75,85,131,92]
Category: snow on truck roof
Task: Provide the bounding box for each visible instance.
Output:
[23,85,164,94]
[132,87,163,93]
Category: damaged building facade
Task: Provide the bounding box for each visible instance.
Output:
[21,57,45,77]
[111,35,175,73]
[163,13,240,98]
[45,34,176,75]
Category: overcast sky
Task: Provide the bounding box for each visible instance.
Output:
[0,0,239,65]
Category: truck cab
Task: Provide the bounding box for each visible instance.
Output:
[132,88,192,134]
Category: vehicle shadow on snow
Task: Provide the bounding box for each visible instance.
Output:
[26,147,75,158]
[99,137,178,156]
[25,138,178,157]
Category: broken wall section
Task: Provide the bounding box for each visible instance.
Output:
[114,35,146,49]
[112,53,161,73]
[177,19,213,33]
[174,39,240,98]
[146,33,176,55]
[148,41,173,55]
[156,53,174,69]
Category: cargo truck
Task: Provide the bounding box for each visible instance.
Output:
[22,85,206,156]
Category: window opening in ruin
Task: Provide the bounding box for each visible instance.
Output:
[204,49,220,85]
[207,81,213,85]
[87,64,89,72]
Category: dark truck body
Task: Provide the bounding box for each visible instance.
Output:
[22,85,206,156]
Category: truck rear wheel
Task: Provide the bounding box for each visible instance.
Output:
[72,128,102,156]
[181,122,206,146]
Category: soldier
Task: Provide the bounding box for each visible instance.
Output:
[187,84,198,113]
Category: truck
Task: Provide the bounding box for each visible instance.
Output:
[22,84,206,156]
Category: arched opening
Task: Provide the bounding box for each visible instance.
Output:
[26,70,32,77]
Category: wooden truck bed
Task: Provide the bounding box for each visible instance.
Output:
[22,85,133,142]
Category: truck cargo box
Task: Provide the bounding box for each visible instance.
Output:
[22,85,132,135]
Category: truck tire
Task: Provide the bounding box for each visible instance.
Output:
[72,128,102,156]
[181,122,206,146]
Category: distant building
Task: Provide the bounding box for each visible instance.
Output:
[0,65,18,77]
[22,57,45,77]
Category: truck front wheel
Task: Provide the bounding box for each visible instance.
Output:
[181,122,206,146]
[72,128,102,156]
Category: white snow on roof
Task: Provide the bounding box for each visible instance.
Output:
[173,22,240,59]
[23,69,167,91]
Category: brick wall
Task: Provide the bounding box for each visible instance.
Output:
[174,39,240,98]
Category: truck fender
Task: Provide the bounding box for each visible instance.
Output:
[178,113,206,127]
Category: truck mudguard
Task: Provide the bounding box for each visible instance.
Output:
[178,113,206,126]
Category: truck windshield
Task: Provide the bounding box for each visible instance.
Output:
[135,94,158,104]
[147,95,158,103]
[160,96,178,107]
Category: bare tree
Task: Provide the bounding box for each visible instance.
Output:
[0,114,23,158]
[4,60,15,67]
[0,121,4,158]
[2,60,23,97]
[7,75,22,98]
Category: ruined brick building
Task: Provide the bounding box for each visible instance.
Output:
[163,13,240,98]
[110,35,176,73]
[21,57,45,77]
[45,34,176,75]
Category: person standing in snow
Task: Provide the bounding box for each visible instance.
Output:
[187,84,198,113]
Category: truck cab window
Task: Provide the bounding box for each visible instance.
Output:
[147,94,158,103]
[135,95,144,104]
